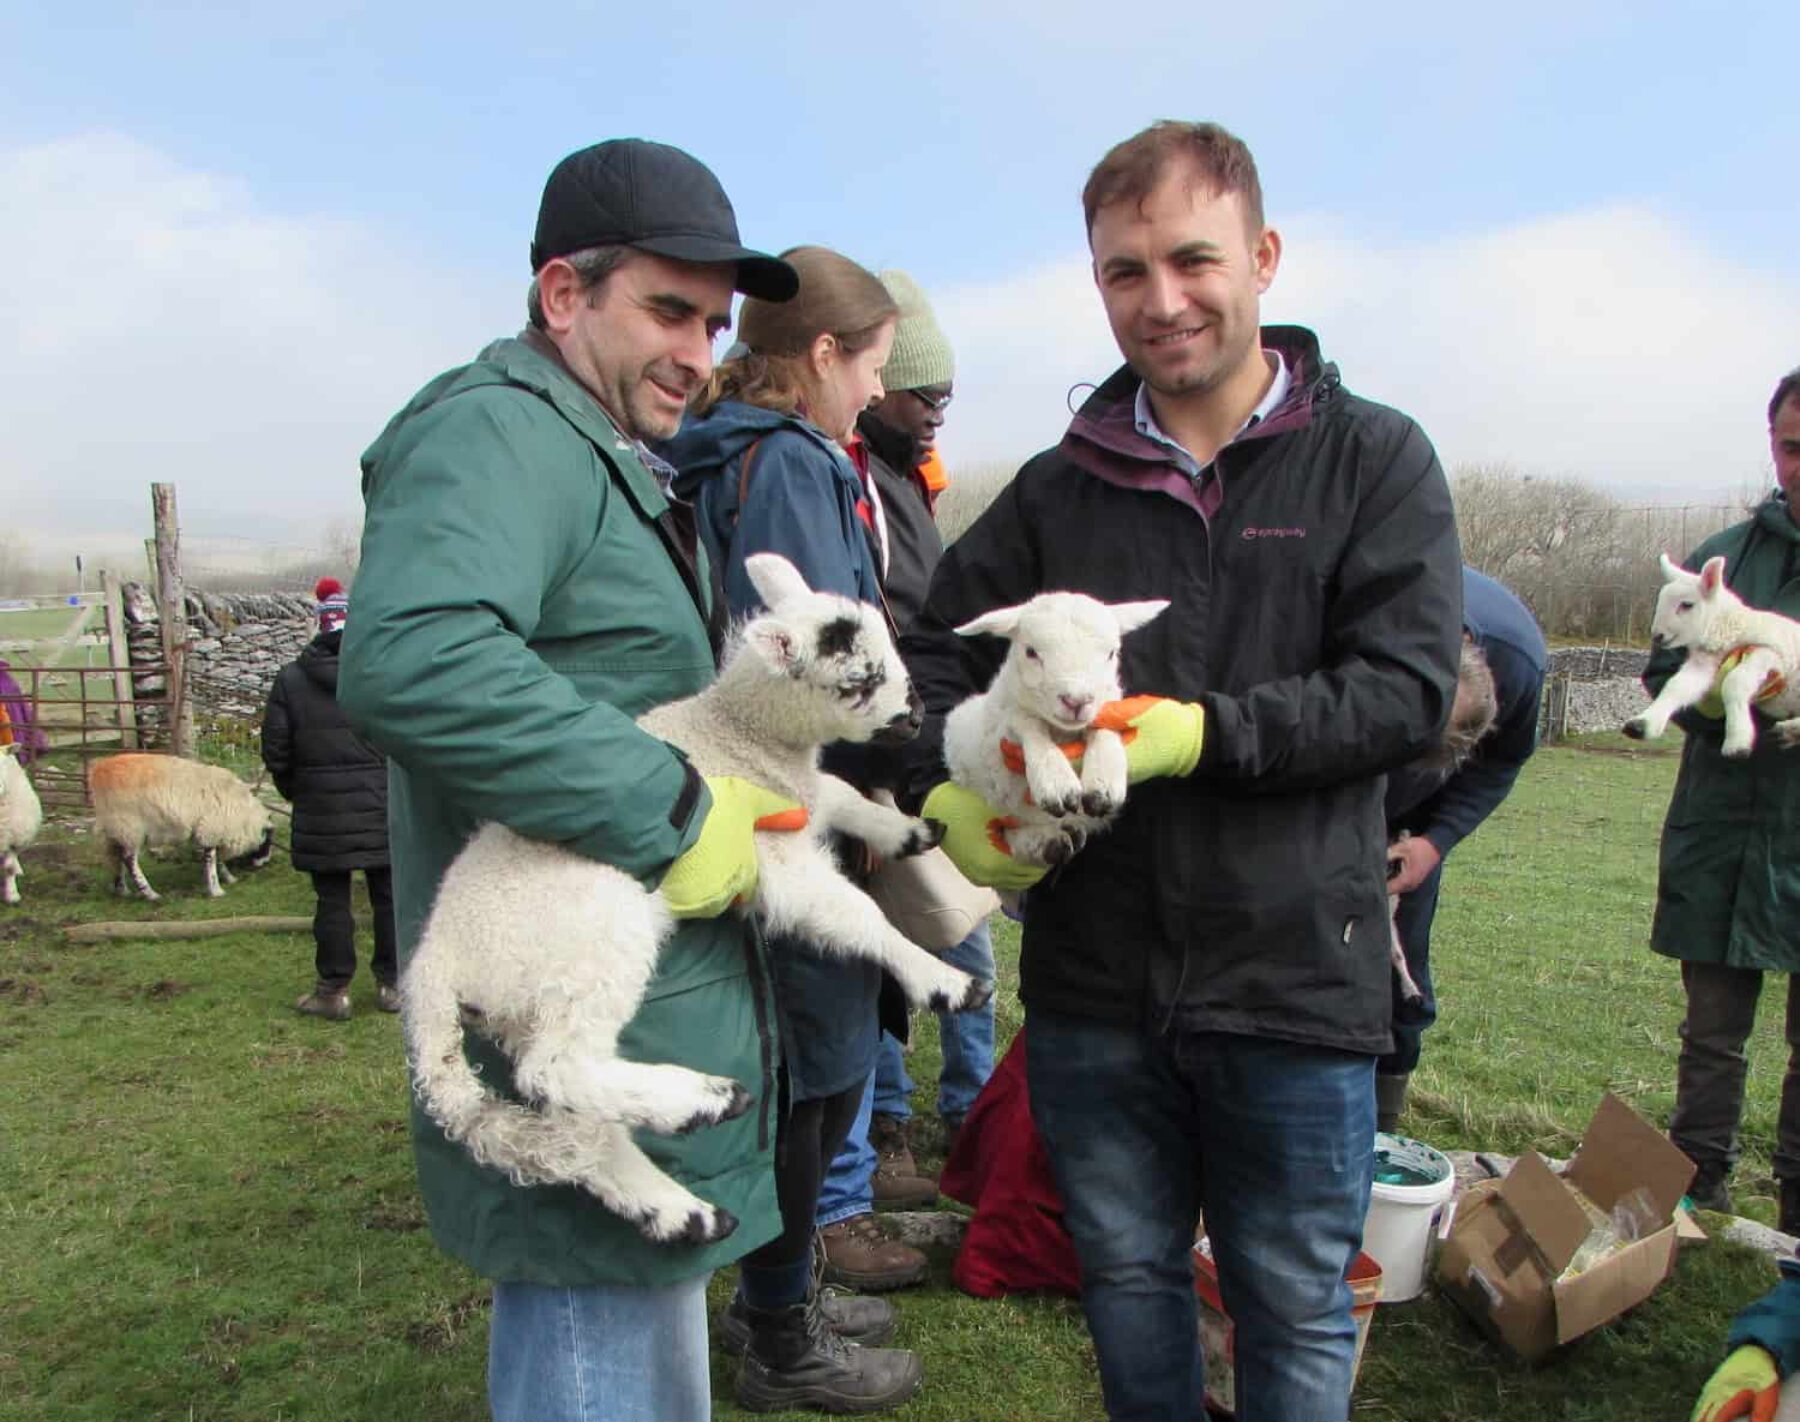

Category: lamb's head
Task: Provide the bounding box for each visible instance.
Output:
[957,592,1169,736]
[1650,553,1738,652]
[736,554,920,747]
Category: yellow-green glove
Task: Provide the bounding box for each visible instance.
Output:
[921,781,1049,893]
[1090,695,1206,783]
[1697,648,1788,719]
[659,776,807,919]
[1693,1345,1780,1422]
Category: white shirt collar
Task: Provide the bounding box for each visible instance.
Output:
[1133,350,1289,476]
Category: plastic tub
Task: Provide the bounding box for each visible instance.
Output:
[1362,1132,1456,1303]
[1192,1238,1382,1416]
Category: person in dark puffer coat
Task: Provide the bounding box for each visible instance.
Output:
[262,577,395,1021]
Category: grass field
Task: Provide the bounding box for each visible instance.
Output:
[0,735,1789,1421]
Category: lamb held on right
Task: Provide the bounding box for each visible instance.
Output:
[943,591,1169,869]
[1623,553,1800,758]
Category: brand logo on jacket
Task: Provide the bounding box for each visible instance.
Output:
[1241,526,1307,540]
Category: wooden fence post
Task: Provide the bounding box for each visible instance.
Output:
[151,483,193,757]
[100,569,139,750]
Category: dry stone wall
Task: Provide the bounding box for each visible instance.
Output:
[123,584,316,732]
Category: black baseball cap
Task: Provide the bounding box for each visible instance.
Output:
[530,139,797,302]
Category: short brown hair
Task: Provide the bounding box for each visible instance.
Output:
[698,245,898,418]
[1771,365,1800,426]
[1082,121,1265,237]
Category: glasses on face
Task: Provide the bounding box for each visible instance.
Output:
[906,387,954,414]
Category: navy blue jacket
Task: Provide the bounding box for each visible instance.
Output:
[1387,567,1548,848]
[663,400,883,617]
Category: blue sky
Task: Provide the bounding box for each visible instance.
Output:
[4,1,1796,550]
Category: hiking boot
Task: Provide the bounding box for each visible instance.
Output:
[294,986,351,1022]
[870,1112,937,1208]
[1375,1073,1410,1135]
[820,1213,928,1292]
[375,982,402,1014]
[1686,1162,1732,1214]
[1780,1179,1800,1236]
[735,1295,922,1414]
[716,1287,897,1353]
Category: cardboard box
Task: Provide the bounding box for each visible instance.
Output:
[1435,1093,1696,1360]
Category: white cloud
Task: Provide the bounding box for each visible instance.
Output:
[932,206,1800,506]
[0,133,510,554]
[6,134,1795,584]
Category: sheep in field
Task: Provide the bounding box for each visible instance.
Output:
[1623,553,1800,758]
[90,754,275,900]
[0,743,42,906]
[942,591,1168,871]
[404,554,993,1247]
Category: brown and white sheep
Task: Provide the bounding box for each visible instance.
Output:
[89,754,274,900]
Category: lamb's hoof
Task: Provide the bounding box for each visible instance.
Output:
[672,1205,737,1246]
[1621,719,1647,740]
[898,818,945,857]
[1080,790,1116,817]
[1723,742,1753,760]
[1041,836,1074,868]
[1063,826,1089,855]
[1040,793,1080,819]
[959,978,995,1012]
[675,1080,753,1134]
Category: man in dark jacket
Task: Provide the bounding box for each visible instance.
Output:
[1377,566,1547,1130]
[262,577,396,1021]
[1650,365,1800,1233]
[915,122,1462,1422]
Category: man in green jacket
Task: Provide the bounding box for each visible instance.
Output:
[1650,365,1800,1234]
[339,140,800,1422]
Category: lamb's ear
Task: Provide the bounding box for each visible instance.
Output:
[954,605,1025,640]
[743,617,804,677]
[1698,555,1727,597]
[745,554,812,613]
[1658,552,1685,581]
[1108,599,1170,635]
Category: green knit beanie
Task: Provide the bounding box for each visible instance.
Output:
[877,269,955,392]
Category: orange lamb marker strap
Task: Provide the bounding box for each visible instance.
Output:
[999,737,1088,776]
[986,815,1021,855]
[754,807,810,833]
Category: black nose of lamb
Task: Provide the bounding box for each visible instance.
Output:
[872,687,924,746]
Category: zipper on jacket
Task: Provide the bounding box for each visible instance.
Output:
[741,925,776,1151]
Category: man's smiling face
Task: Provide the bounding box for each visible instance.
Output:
[1088,163,1278,403]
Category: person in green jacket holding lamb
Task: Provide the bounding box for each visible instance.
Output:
[339,139,800,1422]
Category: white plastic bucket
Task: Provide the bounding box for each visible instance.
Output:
[1362,1133,1456,1303]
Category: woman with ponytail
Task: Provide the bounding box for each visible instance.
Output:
[663,247,926,1414]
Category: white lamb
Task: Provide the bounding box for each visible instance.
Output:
[89,753,275,900]
[1623,553,1800,758]
[943,591,1169,869]
[0,744,42,906]
[404,554,992,1248]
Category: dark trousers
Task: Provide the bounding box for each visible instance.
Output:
[1028,1008,1374,1422]
[1378,862,1444,1076]
[739,1080,865,1305]
[1670,960,1800,1182]
[311,867,397,991]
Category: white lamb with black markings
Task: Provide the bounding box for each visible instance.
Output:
[402,554,993,1248]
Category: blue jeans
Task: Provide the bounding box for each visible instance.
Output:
[1028,1008,1375,1422]
[488,1275,711,1422]
[816,922,996,1226]
[1379,861,1443,1076]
